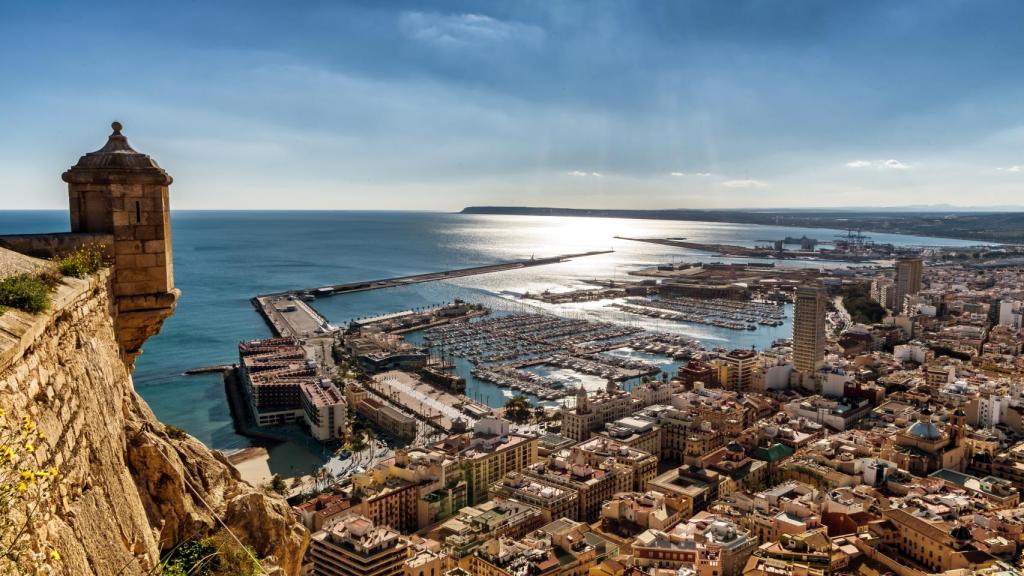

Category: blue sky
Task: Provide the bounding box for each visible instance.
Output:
[2,1,1023,210]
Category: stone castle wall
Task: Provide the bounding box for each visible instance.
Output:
[0,232,113,260]
[0,264,307,575]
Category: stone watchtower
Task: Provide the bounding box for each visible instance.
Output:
[62,122,180,367]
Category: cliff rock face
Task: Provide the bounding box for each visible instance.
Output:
[0,262,307,575]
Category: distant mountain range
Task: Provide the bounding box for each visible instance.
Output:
[460,206,1024,244]
[724,204,1024,213]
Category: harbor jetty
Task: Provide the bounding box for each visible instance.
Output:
[615,235,879,262]
[251,250,612,338]
[258,250,613,300]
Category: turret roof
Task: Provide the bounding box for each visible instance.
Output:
[62,122,171,185]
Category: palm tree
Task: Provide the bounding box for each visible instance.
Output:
[504,395,532,424]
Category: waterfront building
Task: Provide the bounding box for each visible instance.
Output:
[792,284,826,378]
[346,327,429,372]
[238,337,346,440]
[560,381,670,442]
[346,384,418,439]
[238,338,309,425]
[309,514,410,576]
[561,385,635,442]
[894,256,924,315]
[302,379,348,442]
[677,360,716,389]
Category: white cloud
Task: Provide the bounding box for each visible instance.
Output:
[567,170,588,177]
[590,172,603,177]
[671,171,711,177]
[670,171,686,177]
[398,12,544,48]
[998,165,1022,172]
[722,179,767,189]
[845,159,911,170]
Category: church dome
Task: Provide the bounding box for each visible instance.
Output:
[907,421,942,441]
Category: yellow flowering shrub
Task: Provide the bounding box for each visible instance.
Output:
[0,408,61,575]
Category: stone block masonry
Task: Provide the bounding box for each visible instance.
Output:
[0,264,308,575]
[60,122,180,368]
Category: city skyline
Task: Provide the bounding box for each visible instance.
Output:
[3,1,1024,211]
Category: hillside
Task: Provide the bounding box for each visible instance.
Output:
[461,206,1024,244]
[0,249,307,575]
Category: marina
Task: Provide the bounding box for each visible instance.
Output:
[422,312,698,403]
[611,295,787,330]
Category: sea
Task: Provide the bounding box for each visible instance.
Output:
[0,210,988,475]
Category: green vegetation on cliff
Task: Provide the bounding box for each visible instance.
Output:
[0,273,52,314]
[55,243,109,278]
[161,533,261,576]
[0,245,110,315]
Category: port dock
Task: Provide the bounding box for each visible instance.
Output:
[252,250,612,338]
[259,250,612,299]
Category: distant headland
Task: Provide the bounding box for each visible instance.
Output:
[460,206,1024,244]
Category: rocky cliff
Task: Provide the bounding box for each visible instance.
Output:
[0,253,308,575]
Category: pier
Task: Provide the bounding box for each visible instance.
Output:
[252,250,612,338]
[258,250,612,300]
